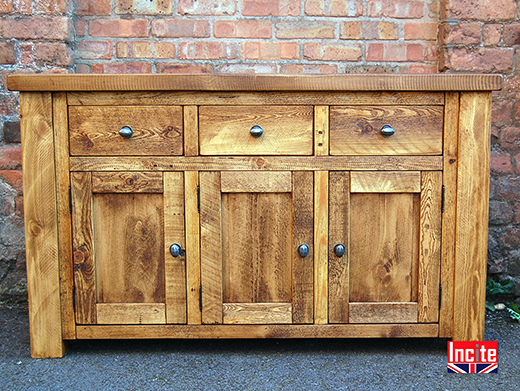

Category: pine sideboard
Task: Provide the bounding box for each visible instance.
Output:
[8,74,501,358]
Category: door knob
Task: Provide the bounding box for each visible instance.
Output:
[169,243,183,257]
[297,244,310,258]
[250,125,263,138]
[380,124,395,137]
[333,244,346,257]
[118,126,133,139]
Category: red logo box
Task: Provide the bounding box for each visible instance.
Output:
[447,341,498,373]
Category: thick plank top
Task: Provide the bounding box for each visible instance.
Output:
[8,74,502,92]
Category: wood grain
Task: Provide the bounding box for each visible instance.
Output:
[330,106,443,156]
[200,172,223,324]
[349,303,418,323]
[8,74,502,92]
[21,92,66,358]
[418,172,442,323]
[454,92,492,341]
[69,106,183,156]
[221,171,292,193]
[76,323,439,339]
[223,303,292,324]
[184,171,201,325]
[96,303,166,324]
[67,91,445,107]
[71,171,96,325]
[351,171,421,193]
[292,172,314,324]
[92,172,163,193]
[314,106,329,156]
[314,171,329,324]
[164,172,187,324]
[70,156,444,172]
[199,106,313,156]
[183,106,199,157]
[52,92,75,340]
[328,172,350,324]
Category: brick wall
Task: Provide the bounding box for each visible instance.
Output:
[0,0,519,301]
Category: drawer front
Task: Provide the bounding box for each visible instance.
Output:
[69,106,183,156]
[330,106,444,156]
[199,106,313,155]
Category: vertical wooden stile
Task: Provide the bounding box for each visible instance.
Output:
[314,106,329,156]
[184,106,199,156]
[454,92,492,341]
[21,92,66,358]
[314,171,329,324]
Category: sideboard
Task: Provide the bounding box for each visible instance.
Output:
[8,74,501,358]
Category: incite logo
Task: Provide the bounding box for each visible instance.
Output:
[447,341,498,373]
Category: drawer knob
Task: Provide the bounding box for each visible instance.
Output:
[250,125,264,138]
[118,126,134,139]
[380,124,395,137]
[169,243,184,258]
[333,244,346,257]
[297,244,310,258]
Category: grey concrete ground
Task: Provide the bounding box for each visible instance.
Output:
[1,303,519,390]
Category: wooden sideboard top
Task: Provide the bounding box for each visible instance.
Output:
[8,74,502,92]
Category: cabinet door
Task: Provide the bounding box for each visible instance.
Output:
[329,171,442,324]
[199,171,313,325]
[72,172,186,325]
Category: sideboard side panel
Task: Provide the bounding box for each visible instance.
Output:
[21,92,66,358]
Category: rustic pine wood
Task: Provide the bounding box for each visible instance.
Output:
[200,172,223,324]
[314,106,329,156]
[164,172,187,324]
[220,171,292,193]
[349,303,418,323]
[21,92,66,358]
[454,92,492,341]
[222,303,292,324]
[328,172,350,324]
[199,106,313,156]
[314,171,329,324]
[69,106,183,156]
[183,106,199,157]
[76,324,439,339]
[96,303,166,324]
[350,171,421,193]
[439,92,459,338]
[52,92,75,340]
[91,172,163,193]
[330,106,444,156]
[70,156,444,172]
[8,74,502,92]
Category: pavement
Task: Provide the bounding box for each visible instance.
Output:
[1,303,519,390]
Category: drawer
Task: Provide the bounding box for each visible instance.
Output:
[330,106,444,155]
[199,105,313,155]
[69,106,183,156]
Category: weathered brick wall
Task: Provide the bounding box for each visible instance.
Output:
[439,0,520,291]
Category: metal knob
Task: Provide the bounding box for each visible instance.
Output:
[250,125,263,138]
[297,244,310,258]
[169,243,183,258]
[333,244,346,258]
[380,124,395,137]
[118,126,133,139]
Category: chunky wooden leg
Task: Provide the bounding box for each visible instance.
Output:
[21,92,66,358]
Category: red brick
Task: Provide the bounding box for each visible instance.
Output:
[241,42,298,60]
[151,19,210,38]
[116,0,173,15]
[75,0,111,16]
[156,63,214,73]
[155,42,176,59]
[341,22,361,39]
[503,23,520,45]
[92,63,152,74]
[0,146,22,170]
[407,44,424,61]
[18,43,34,65]
[367,43,384,61]
[0,170,23,194]
[89,19,148,38]
[276,21,334,39]
[280,64,338,74]
[303,43,361,61]
[404,22,437,41]
[179,0,236,15]
[0,17,72,40]
[497,177,520,202]
[35,0,68,14]
[367,0,424,18]
[76,41,113,60]
[489,200,513,225]
[218,63,277,73]
[35,43,73,66]
[367,43,422,62]
[116,42,175,59]
[3,121,20,143]
[305,0,363,17]
[444,0,515,21]
[500,126,520,151]
[216,20,272,38]
[443,48,514,72]
[178,42,237,60]
[516,153,520,174]
[0,93,18,116]
[490,152,513,174]
[492,101,512,124]
[76,64,90,74]
[16,0,31,13]
[0,1,13,13]
[502,227,520,249]
[242,0,300,16]
[484,24,502,46]
[75,19,86,36]
[426,43,437,61]
[0,43,15,64]
[353,21,397,40]
[439,22,481,45]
